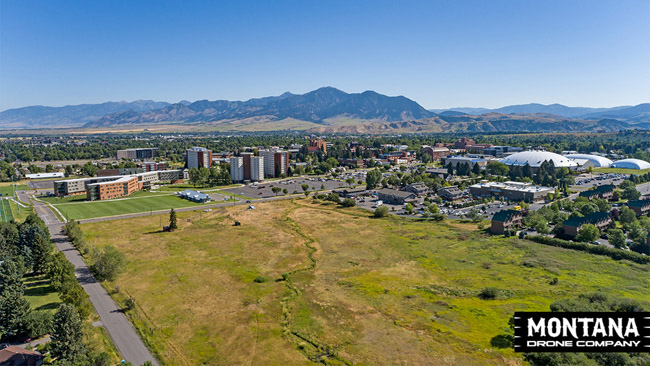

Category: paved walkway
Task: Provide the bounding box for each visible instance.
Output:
[19,191,158,366]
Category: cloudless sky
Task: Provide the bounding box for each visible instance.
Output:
[1,0,649,111]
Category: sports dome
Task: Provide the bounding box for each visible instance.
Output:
[500,151,579,168]
[564,154,613,168]
[610,158,650,170]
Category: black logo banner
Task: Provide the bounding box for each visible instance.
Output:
[514,312,650,352]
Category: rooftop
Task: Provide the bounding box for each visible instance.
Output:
[563,211,611,228]
[492,209,522,222]
[469,181,554,193]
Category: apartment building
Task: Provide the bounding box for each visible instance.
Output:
[259,150,288,178]
[562,212,612,238]
[186,147,213,168]
[491,210,523,235]
[230,157,244,182]
[250,156,264,181]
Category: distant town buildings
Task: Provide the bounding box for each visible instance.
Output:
[442,156,488,169]
[453,138,493,153]
[186,147,213,168]
[138,161,167,172]
[421,146,449,160]
[308,139,327,154]
[116,148,158,160]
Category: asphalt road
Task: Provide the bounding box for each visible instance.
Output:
[18,191,158,366]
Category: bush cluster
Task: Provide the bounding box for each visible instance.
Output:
[526,235,649,264]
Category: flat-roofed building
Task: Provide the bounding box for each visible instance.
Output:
[250,156,264,181]
[97,168,143,177]
[259,149,288,178]
[469,181,554,203]
[138,161,167,172]
[55,169,184,199]
[230,157,244,182]
[421,146,450,161]
[186,147,212,168]
[116,148,157,160]
[87,176,140,201]
[491,209,523,234]
[442,156,488,169]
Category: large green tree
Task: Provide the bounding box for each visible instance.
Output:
[51,304,85,362]
[366,169,382,189]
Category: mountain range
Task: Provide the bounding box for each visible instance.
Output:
[1,87,648,133]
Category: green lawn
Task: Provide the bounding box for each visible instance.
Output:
[0,184,29,197]
[23,274,62,313]
[9,199,32,222]
[0,199,14,223]
[593,167,650,175]
[54,194,207,220]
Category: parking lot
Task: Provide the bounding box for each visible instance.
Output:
[571,173,627,190]
[27,179,57,190]
[222,176,351,199]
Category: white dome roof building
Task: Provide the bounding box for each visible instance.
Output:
[500,151,579,169]
[610,158,650,170]
[564,154,613,168]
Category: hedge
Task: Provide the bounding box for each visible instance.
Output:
[525,235,649,264]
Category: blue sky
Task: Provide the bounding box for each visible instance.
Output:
[1,0,648,111]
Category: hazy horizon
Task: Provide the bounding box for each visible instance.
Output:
[1,0,649,111]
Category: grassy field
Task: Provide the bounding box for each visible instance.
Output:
[0,199,14,223]
[81,199,650,366]
[51,194,208,220]
[24,274,62,313]
[0,183,29,197]
[593,167,650,175]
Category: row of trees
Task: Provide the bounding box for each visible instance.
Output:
[0,214,104,364]
[188,164,232,188]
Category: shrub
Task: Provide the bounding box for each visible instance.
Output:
[91,245,127,281]
[478,287,500,300]
[373,206,389,218]
[526,235,650,264]
[254,276,271,283]
[341,198,356,207]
